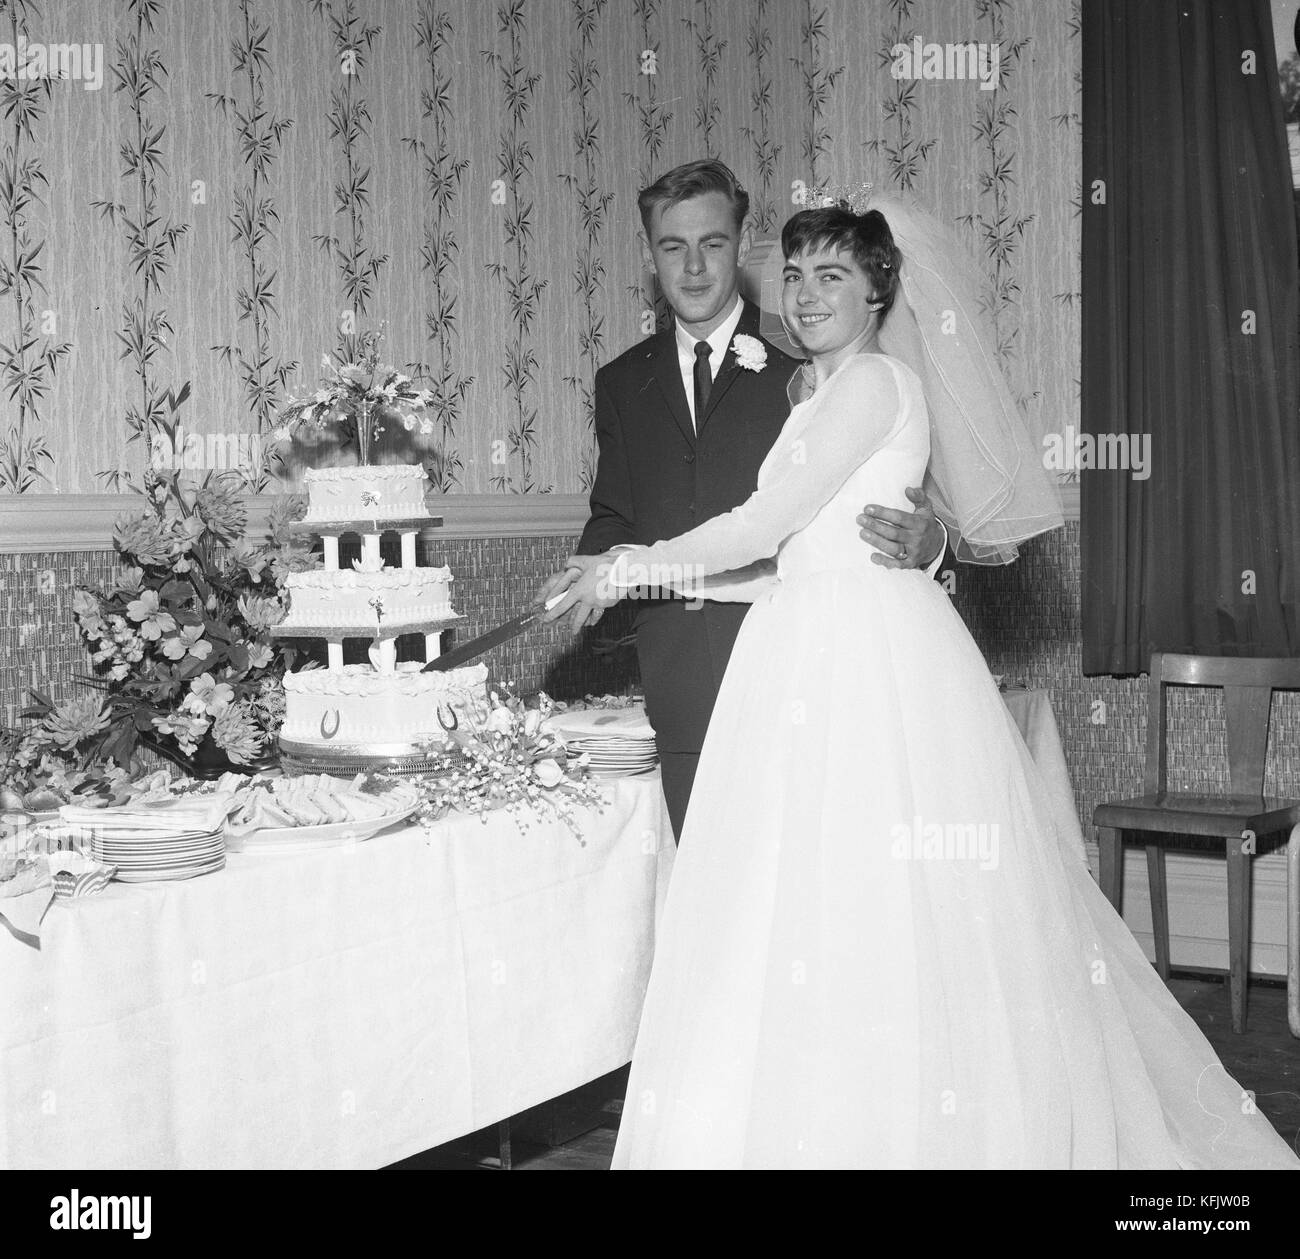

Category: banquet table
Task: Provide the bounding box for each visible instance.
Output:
[0,775,673,1170]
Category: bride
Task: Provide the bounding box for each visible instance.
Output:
[549,195,1299,1169]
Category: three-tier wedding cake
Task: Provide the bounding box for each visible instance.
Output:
[273,463,488,765]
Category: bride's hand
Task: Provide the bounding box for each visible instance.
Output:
[542,553,621,632]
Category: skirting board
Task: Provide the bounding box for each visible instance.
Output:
[1084,843,1292,977]
[0,485,1081,555]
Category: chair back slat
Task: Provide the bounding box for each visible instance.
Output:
[1223,686,1271,797]
[1148,653,1298,799]
[1158,654,1300,689]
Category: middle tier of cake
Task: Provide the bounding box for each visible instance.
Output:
[277,565,456,632]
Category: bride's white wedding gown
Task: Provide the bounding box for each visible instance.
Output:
[610,352,1299,1169]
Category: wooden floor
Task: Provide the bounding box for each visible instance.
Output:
[390,973,1299,1170]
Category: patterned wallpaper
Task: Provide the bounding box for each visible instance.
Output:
[0,0,1080,499]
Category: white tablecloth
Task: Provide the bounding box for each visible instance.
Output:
[0,775,673,1169]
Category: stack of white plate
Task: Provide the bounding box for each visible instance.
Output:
[546,705,659,778]
[85,826,225,883]
[59,794,234,884]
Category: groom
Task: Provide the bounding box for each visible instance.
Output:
[540,160,945,839]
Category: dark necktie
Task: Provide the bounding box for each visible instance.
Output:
[693,340,713,425]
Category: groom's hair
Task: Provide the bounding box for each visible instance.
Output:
[638,159,749,235]
[782,207,903,317]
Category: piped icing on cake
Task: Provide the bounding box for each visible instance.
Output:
[279,565,454,630]
[281,662,489,746]
[301,464,431,522]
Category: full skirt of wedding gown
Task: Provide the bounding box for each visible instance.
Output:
[609,355,1299,1170]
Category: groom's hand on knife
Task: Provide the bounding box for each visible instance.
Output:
[858,485,946,570]
[536,554,620,633]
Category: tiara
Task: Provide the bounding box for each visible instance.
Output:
[798,180,876,214]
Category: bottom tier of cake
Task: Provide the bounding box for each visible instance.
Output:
[280,661,490,755]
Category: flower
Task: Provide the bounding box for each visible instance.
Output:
[238,594,285,632]
[196,479,247,542]
[245,642,273,669]
[275,326,436,460]
[486,706,515,735]
[160,624,212,662]
[125,589,177,641]
[114,513,172,566]
[184,673,235,717]
[39,695,112,752]
[208,701,266,765]
[732,334,768,372]
[533,758,563,788]
[151,711,209,757]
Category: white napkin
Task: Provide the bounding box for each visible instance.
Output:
[59,791,237,834]
[546,705,656,740]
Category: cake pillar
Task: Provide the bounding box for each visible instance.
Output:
[400,530,417,569]
[424,631,442,662]
[327,640,344,670]
[323,535,339,570]
[361,531,382,569]
[371,637,397,675]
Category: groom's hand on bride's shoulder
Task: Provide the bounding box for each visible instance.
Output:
[857,486,946,570]
[539,553,621,633]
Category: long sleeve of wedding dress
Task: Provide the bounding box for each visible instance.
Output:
[611,355,908,585]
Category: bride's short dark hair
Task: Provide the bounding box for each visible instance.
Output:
[781,207,903,316]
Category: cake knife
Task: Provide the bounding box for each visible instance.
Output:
[422,591,568,673]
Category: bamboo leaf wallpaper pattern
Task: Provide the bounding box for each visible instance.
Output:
[0,0,71,492]
[560,0,612,492]
[956,0,1037,411]
[625,0,672,333]
[685,0,724,158]
[92,0,189,491]
[484,0,547,494]
[407,1,472,492]
[207,0,297,492]
[796,1,844,190]
[742,0,781,236]
[0,0,1079,498]
[866,0,938,192]
[310,0,386,362]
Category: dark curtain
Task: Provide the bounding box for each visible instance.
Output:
[1081,0,1300,674]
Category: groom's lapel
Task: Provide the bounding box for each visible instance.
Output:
[646,334,696,449]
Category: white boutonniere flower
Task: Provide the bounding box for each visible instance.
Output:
[731,334,767,372]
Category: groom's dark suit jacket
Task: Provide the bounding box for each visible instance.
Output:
[578,300,801,836]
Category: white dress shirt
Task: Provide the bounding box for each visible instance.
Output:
[675,294,745,430]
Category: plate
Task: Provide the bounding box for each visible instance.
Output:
[113,857,226,883]
[227,803,420,854]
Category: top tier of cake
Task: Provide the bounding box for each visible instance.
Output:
[301,464,432,524]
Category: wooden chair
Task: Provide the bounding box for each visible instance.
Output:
[1093,653,1300,1035]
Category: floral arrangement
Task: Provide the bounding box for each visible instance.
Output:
[389,690,606,840]
[48,385,318,772]
[0,714,139,814]
[274,326,435,464]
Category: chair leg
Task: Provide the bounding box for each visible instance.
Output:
[1096,826,1123,911]
[1145,843,1171,981]
[1225,836,1252,1034]
[1288,823,1299,1040]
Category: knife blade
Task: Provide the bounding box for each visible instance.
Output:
[421,592,567,673]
